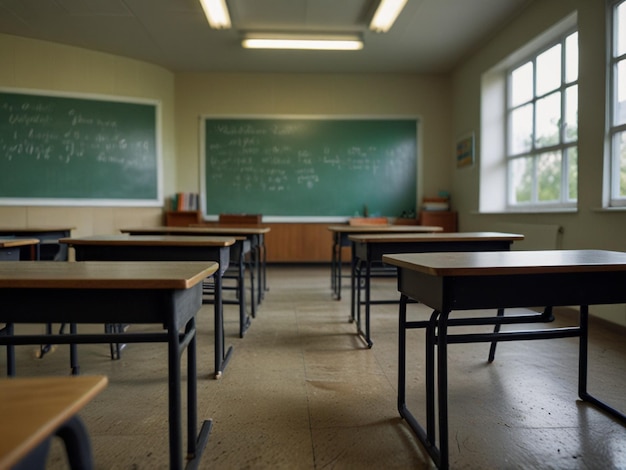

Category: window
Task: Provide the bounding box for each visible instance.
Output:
[609,0,626,206]
[505,31,578,209]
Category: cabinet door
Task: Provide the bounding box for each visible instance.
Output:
[419,211,457,232]
[164,211,201,226]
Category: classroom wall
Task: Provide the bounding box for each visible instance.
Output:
[174,72,453,206]
[0,33,175,236]
[450,0,626,327]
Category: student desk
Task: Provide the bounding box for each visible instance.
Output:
[382,250,626,469]
[60,235,238,378]
[122,226,270,316]
[348,232,523,347]
[0,227,74,261]
[0,375,107,469]
[190,225,271,303]
[0,238,39,261]
[327,225,443,300]
[0,261,215,470]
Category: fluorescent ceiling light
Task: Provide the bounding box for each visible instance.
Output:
[242,35,363,51]
[199,0,231,29]
[370,0,408,33]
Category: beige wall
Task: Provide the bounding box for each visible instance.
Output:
[174,72,453,204]
[451,0,626,326]
[0,33,175,236]
[1,0,625,326]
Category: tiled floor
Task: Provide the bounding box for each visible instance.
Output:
[5,265,626,469]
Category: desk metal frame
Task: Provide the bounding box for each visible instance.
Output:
[0,261,215,470]
[383,250,626,469]
[328,225,442,301]
[349,233,522,347]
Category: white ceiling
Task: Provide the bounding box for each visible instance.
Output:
[0,0,531,74]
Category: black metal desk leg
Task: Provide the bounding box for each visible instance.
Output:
[363,259,373,348]
[487,308,504,362]
[578,304,626,424]
[397,294,408,412]
[3,323,15,376]
[55,416,95,469]
[167,321,183,470]
[437,310,451,469]
[350,244,357,322]
[426,310,438,444]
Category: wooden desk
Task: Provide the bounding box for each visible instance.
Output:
[0,261,216,470]
[123,225,271,313]
[0,227,74,261]
[0,375,107,469]
[347,232,524,347]
[60,234,238,377]
[0,238,40,377]
[0,238,39,261]
[328,225,443,300]
[382,250,626,469]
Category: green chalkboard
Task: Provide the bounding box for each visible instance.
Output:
[201,117,418,219]
[0,89,160,205]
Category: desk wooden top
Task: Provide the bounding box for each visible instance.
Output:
[0,238,39,248]
[0,375,107,469]
[349,231,524,243]
[122,226,271,235]
[0,261,218,289]
[60,234,237,247]
[328,225,443,234]
[0,227,74,233]
[383,250,626,277]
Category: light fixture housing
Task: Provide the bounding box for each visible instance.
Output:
[369,0,408,33]
[199,0,231,29]
[242,34,363,51]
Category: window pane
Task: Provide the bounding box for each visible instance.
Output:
[618,131,626,197]
[616,60,626,126]
[510,104,533,154]
[510,156,533,203]
[535,92,561,147]
[567,146,578,200]
[537,151,561,202]
[564,85,578,142]
[565,32,578,82]
[536,44,562,96]
[511,62,533,106]
[617,1,626,57]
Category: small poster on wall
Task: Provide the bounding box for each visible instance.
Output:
[456,132,474,168]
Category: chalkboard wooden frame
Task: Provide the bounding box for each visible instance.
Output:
[0,88,162,206]
[200,115,420,222]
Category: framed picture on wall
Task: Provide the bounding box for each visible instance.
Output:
[456,132,474,168]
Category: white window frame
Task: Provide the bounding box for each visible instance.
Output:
[504,32,578,210]
[479,13,578,214]
[608,0,626,207]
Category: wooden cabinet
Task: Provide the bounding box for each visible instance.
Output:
[264,223,332,263]
[164,210,201,227]
[419,211,457,232]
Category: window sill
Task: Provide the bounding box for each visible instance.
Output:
[592,207,626,213]
[473,208,578,215]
